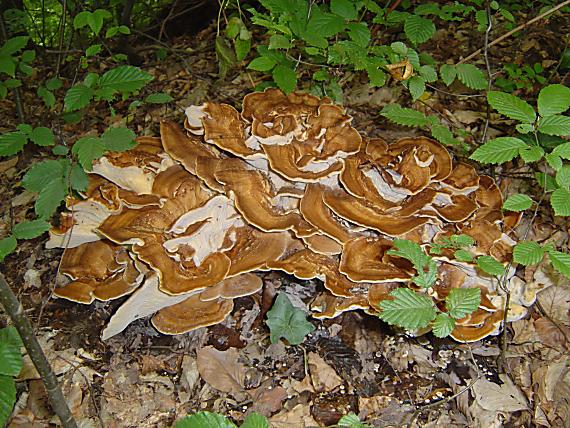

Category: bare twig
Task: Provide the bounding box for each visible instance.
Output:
[159,0,179,42]
[480,0,493,145]
[54,0,67,76]
[458,0,570,65]
[0,273,78,428]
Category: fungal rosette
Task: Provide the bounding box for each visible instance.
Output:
[49,89,541,342]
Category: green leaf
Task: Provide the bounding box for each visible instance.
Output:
[513,241,545,266]
[12,219,50,239]
[503,194,533,211]
[0,56,16,77]
[234,38,251,62]
[516,123,534,134]
[144,93,173,104]
[248,56,277,71]
[338,412,370,427]
[85,44,102,57]
[408,75,426,101]
[545,152,563,171]
[16,124,32,135]
[52,145,69,155]
[29,127,55,147]
[98,65,153,95]
[1,36,28,54]
[538,84,570,117]
[175,411,237,428]
[456,64,487,90]
[519,145,544,162]
[379,288,436,330]
[446,288,481,319]
[73,11,90,29]
[215,36,236,79]
[0,326,23,377]
[0,131,27,156]
[307,9,346,38]
[404,14,435,45]
[551,187,570,216]
[241,412,270,428]
[64,84,94,111]
[367,67,386,87]
[101,127,137,151]
[0,236,17,262]
[476,256,506,276]
[454,249,474,262]
[537,115,570,136]
[72,136,105,171]
[35,178,67,219]
[387,239,436,288]
[535,172,559,192]
[272,64,297,94]
[70,163,89,192]
[46,77,63,91]
[430,124,458,145]
[331,0,358,20]
[419,65,437,82]
[266,294,315,345]
[469,137,528,164]
[268,35,291,50]
[556,165,570,188]
[552,142,570,159]
[0,374,16,426]
[22,159,66,192]
[380,105,429,127]
[487,91,536,123]
[21,49,35,63]
[432,313,455,338]
[88,9,112,35]
[546,249,570,279]
[38,87,56,108]
[346,23,371,47]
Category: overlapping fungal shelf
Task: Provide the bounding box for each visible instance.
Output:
[49,89,538,342]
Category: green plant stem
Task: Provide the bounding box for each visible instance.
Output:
[0,272,77,428]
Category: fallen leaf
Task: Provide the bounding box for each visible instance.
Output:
[269,404,318,428]
[248,381,288,416]
[472,374,529,413]
[196,345,245,393]
[308,352,342,393]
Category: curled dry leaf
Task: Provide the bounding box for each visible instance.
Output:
[196,345,246,394]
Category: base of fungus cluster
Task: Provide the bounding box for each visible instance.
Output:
[50,89,541,343]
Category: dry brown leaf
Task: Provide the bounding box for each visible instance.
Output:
[248,381,288,416]
[534,317,569,351]
[537,284,570,325]
[269,403,319,428]
[196,345,245,393]
[308,352,342,392]
[472,374,529,413]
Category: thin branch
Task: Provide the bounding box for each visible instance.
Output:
[54,0,67,76]
[0,273,78,428]
[480,0,494,145]
[458,0,570,65]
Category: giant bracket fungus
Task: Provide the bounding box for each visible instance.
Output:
[50,88,543,342]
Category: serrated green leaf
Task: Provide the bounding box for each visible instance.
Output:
[0,56,17,77]
[266,294,315,345]
[64,84,94,111]
[272,64,297,94]
[519,145,544,162]
[45,77,62,91]
[72,136,105,171]
[346,22,371,47]
[268,34,291,50]
[85,44,102,57]
[547,250,570,279]
[387,239,436,288]
[545,153,563,171]
[551,187,570,216]
[538,84,570,117]
[456,64,487,90]
[487,91,536,123]
[73,11,90,29]
[516,123,534,134]
[215,36,236,79]
[503,194,533,211]
[234,38,251,61]
[469,137,527,164]
[331,0,358,20]
[537,115,570,136]
[101,127,137,151]
[338,412,370,427]
[1,36,28,54]
[0,236,17,262]
[98,65,153,95]
[0,131,27,156]
[38,87,56,108]
[552,142,570,159]
[4,79,21,89]
[408,75,426,100]
[70,164,89,192]
[12,219,50,239]
[513,241,545,266]
[248,56,276,71]
[22,159,66,192]
[35,178,67,219]
[404,14,435,45]
[307,9,346,38]
[175,411,237,428]
[390,41,408,56]
[556,165,570,188]
[144,92,173,104]
[379,288,436,330]
[241,412,270,428]
[21,49,35,63]
[30,127,55,146]
[454,249,474,262]
[432,313,455,338]
[380,105,429,127]
[367,67,386,87]
[16,124,32,135]
[446,288,481,319]
[419,65,437,82]
[0,374,16,425]
[535,172,559,192]
[431,124,458,145]
[477,256,505,276]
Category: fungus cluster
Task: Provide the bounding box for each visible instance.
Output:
[49,89,533,342]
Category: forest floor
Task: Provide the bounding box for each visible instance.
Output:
[0,8,569,428]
